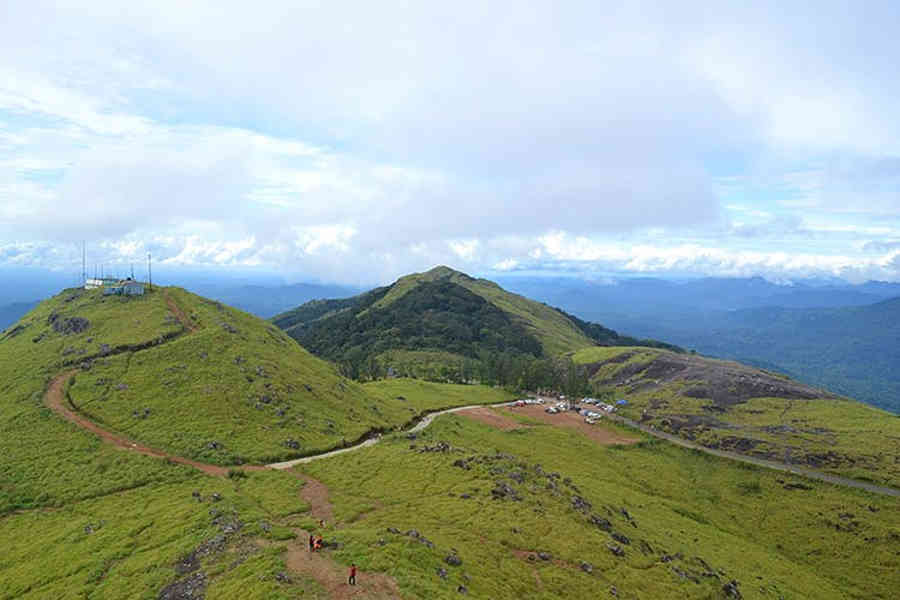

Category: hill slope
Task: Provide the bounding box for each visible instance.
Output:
[0,286,512,497]
[272,266,678,378]
[573,346,900,487]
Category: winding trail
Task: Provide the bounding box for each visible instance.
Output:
[41,291,900,497]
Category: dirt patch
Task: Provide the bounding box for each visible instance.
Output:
[505,405,639,446]
[165,292,198,332]
[297,475,334,522]
[283,535,401,600]
[459,406,530,431]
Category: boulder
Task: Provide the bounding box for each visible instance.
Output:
[607,543,625,557]
[580,561,593,574]
[445,554,463,567]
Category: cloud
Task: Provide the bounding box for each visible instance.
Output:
[1,1,900,285]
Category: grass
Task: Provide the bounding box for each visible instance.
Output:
[0,472,324,600]
[298,411,900,599]
[2,287,897,599]
[573,346,900,488]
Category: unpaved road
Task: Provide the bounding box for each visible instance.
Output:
[40,290,900,496]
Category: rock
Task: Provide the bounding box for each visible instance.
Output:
[210,493,222,502]
[491,481,521,501]
[304,384,313,392]
[611,532,631,545]
[377,538,387,546]
[52,316,90,335]
[274,571,290,583]
[571,495,592,513]
[386,527,400,534]
[452,458,471,470]
[460,494,472,499]
[457,585,468,594]
[437,567,448,579]
[610,585,618,596]
[406,529,421,538]
[607,543,625,557]
[722,580,742,598]
[445,554,463,566]
[283,439,300,450]
[509,471,526,483]
[220,321,238,334]
[259,521,271,533]
[406,433,417,440]
[158,572,207,600]
[537,552,552,561]
[419,441,452,453]
[589,514,612,531]
[116,383,129,391]
[207,441,223,451]
[527,554,537,562]
[580,561,593,574]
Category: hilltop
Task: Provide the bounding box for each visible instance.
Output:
[272,266,678,379]
[572,346,900,487]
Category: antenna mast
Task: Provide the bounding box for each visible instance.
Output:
[148,252,153,291]
[82,241,86,286]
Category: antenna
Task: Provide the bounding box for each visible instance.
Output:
[148,252,153,291]
[131,263,134,279]
[82,241,86,286]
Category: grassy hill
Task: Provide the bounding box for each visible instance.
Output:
[1,285,898,598]
[0,285,514,513]
[572,346,900,488]
[272,266,677,380]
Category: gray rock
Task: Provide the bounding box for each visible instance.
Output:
[607,543,625,557]
[611,532,631,545]
[537,552,552,561]
[445,554,463,566]
[580,561,593,574]
[722,580,742,598]
[437,567,448,579]
[457,585,468,594]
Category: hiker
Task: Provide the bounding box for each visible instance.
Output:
[314,535,323,552]
[348,563,357,586]
[308,534,314,552]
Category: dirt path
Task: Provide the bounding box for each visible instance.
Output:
[164,291,197,332]
[283,537,401,600]
[45,371,262,477]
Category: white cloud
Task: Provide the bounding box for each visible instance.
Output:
[1,1,900,285]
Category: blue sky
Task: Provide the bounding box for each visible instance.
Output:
[1,1,900,286]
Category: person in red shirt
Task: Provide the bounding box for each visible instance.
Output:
[348,563,357,585]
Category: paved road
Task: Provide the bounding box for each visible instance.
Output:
[605,413,900,498]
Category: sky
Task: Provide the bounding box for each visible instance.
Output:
[2,1,900,286]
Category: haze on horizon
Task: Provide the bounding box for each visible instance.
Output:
[2,1,900,287]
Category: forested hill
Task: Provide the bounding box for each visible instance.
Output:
[272,266,679,377]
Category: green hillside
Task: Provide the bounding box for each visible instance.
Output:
[573,346,900,487]
[2,285,898,599]
[272,266,676,380]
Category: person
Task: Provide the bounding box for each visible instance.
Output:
[314,535,323,552]
[319,519,325,528]
[308,534,314,552]
[348,563,357,586]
